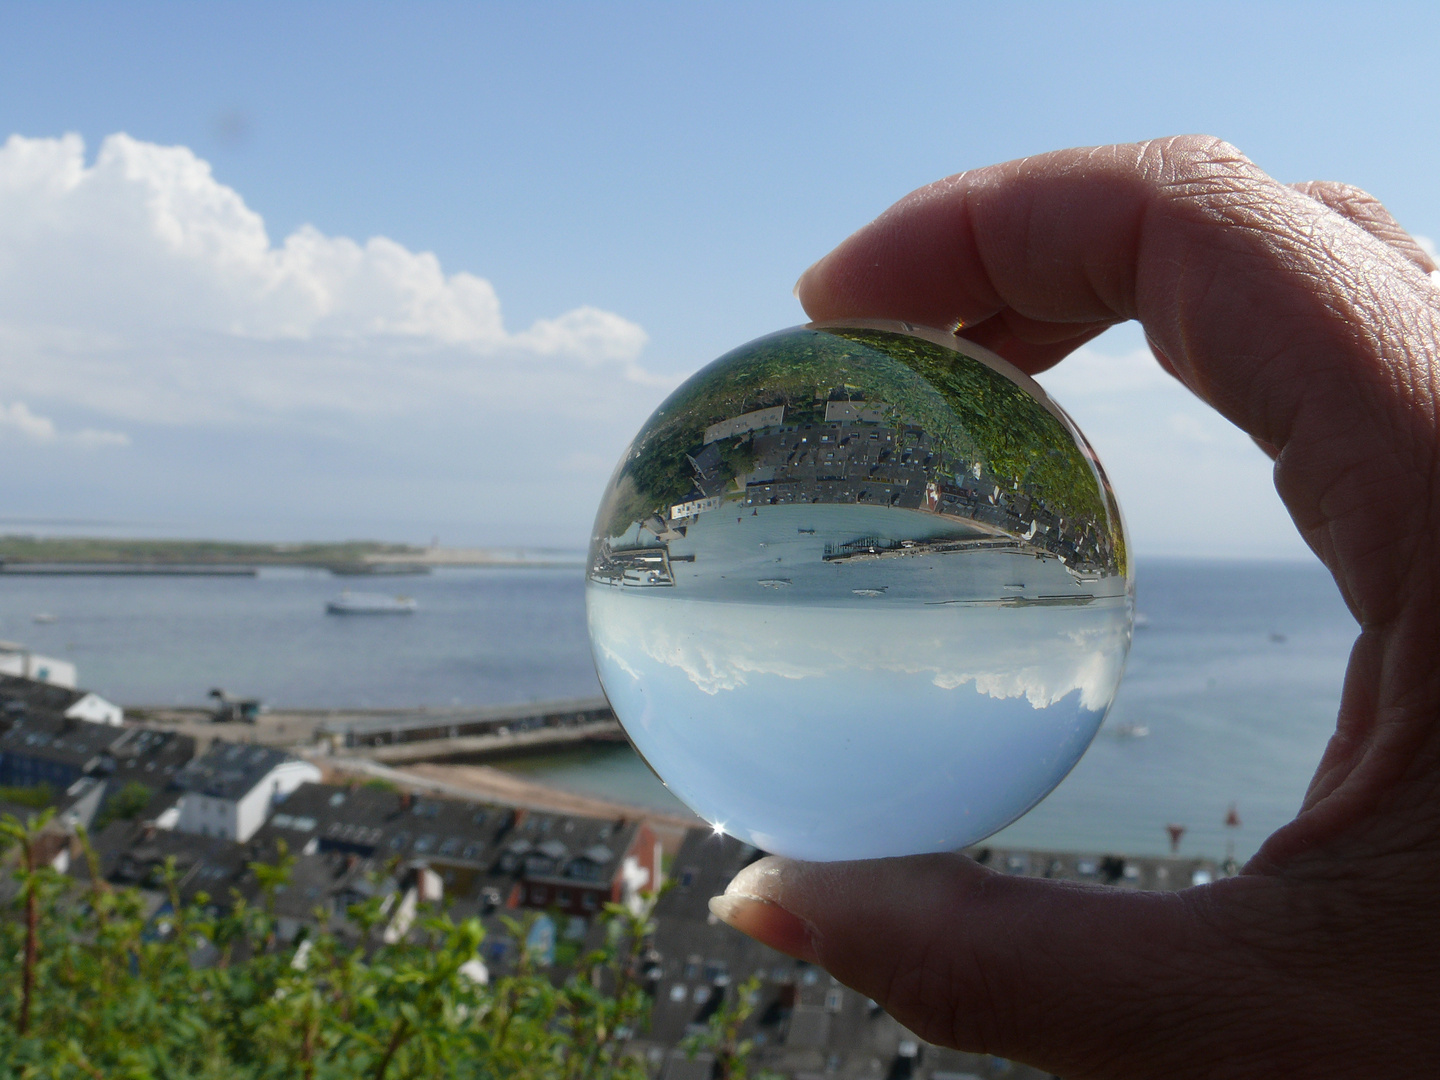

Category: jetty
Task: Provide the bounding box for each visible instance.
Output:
[130,696,624,761]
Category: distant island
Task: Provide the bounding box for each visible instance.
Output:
[0,537,582,574]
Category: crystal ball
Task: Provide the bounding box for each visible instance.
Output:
[586,320,1132,861]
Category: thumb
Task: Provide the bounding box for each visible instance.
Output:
[707,854,1365,1077]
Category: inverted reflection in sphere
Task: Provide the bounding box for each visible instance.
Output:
[586,321,1132,860]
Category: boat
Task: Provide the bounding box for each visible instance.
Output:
[325,591,418,615]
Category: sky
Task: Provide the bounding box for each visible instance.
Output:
[1,2,1437,558]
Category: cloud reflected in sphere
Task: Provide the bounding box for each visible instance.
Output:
[587,322,1133,860]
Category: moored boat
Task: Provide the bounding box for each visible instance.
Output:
[325,591,418,615]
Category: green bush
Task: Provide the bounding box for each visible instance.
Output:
[0,812,712,1080]
[0,787,54,811]
[91,781,153,832]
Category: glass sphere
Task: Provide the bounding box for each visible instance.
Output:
[586,321,1132,861]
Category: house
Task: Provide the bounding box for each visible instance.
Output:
[249,782,662,920]
[0,673,123,727]
[0,643,77,689]
[0,711,131,790]
[498,808,661,918]
[172,741,321,842]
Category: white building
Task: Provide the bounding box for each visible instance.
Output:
[0,642,77,689]
[668,495,722,520]
[174,741,322,843]
[63,692,124,726]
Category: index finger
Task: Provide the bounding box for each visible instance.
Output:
[795,135,1440,631]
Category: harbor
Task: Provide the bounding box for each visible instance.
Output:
[1,557,1354,860]
[0,557,1355,1077]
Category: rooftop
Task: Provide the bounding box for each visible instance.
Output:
[0,673,89,723]
[0,713,131,769]
[173,740,297,800]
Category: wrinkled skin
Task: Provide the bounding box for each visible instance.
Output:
[709,137,1440,1078]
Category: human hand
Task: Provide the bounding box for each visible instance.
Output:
[708,137,1440,1078]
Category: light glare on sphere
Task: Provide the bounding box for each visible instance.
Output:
[586,321,1133,861]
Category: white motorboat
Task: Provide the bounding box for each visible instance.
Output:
[325,591,418,615]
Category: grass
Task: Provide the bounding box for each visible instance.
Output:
[0,537,421,570]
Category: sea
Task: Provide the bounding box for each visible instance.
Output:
[0,559,1355,862]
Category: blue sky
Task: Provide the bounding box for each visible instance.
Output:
[1,2,1436,555]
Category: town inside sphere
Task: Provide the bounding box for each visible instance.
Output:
[586,321,1133,861]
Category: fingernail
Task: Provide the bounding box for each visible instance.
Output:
[708,857,820,963]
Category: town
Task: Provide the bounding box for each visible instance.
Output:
[1,663,1214,1079]
[592,397,1122,595]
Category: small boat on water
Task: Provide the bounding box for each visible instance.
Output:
[325,591,418,615]
[1112,722,1150,739]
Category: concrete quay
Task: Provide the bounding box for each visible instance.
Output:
[128,696,621,759]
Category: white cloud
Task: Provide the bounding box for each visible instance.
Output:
[0,132,657,428]
[0,398,128,447]
[0,400,56,441]
[590,591,1129,713]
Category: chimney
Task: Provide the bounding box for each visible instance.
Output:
[399,790,412,811]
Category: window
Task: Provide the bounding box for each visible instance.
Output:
[581,892,597,912]
[530,886,548,904]
[555,889,571,906]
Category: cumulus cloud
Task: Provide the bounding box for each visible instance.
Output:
[0,400,55,441]
[589,591,1129,713]
[0,398,128,447]
[0,132,656,429]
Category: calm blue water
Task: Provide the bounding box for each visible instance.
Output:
[0,567,601,709]
[0,559,1355,860]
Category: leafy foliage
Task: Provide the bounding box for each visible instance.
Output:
[0,787,54,811]
[680,974,782,1080]
[0,812,721,1080]
[91,781,153,832]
